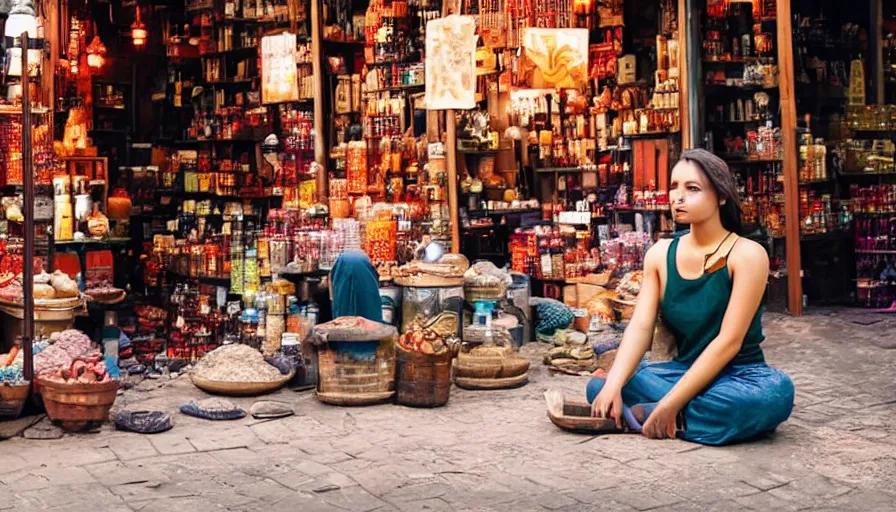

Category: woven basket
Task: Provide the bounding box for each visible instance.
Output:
[36,378,118,431]
[464,285,506,302]
[316,341,395,405]
[453,346,530,379]
[611,298,637,321]
[395,346,452,408]
[0,384,30,419]
[454,372,528,390]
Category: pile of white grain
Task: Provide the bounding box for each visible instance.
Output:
[191,344,283,382]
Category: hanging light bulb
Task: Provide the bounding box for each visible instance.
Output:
[5,0,39,38]
[131,6,147,47]
[86,33,107,70]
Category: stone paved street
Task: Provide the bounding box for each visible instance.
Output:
[2,310,896,511]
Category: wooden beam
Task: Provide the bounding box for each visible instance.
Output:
[775,1,803,316]
[311,0,326,201]
[678,0,691,149]
[446,109,460,253]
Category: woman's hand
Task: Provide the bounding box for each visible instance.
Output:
[591,387,624,429]
[641,401,679,440]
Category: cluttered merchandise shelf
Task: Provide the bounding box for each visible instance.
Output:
[1,0,895,433]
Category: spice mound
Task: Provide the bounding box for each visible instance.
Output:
[191,344,284,382]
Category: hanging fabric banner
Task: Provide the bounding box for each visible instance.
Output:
[261,32,299,105]
[425,15,477,110]
[520,28,589,90]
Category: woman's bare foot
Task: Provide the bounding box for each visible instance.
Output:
[630,404,655,425]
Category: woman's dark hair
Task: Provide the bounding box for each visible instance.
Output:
[678,148,743,235]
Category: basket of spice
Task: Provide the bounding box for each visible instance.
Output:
[0,343,29,419]
[37,377,119,432]
[31,329,119,430]
[463,261,513,302]
[189,344,294,397]
[310,316,397,406]
[395,321,455,408]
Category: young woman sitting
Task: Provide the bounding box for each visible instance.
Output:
[588,149,794,445]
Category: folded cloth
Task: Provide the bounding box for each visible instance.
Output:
[531,298,574,337]
[250,400,294,419]
[554,329,588,346]
[113,410,173,434]
[180,398,247,421]
[264,355,293,375]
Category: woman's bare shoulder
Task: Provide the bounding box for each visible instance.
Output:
[730,237,769,273]
[644,238,673,269]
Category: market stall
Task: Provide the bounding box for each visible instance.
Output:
[3,0,896,431]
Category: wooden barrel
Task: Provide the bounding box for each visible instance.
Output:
[395,347,451,408]
[36,378,118,431]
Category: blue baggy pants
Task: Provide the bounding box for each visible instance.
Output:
[586,360,794,445]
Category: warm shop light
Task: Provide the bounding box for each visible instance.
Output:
[131,8,147,47]
[86,35,106,70]
[573,0,592,15]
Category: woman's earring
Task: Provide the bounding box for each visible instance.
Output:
[720,200,727,206]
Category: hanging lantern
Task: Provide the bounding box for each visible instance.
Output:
[86,34,106,70]
[131,7,147,47]
[5,0,39,38]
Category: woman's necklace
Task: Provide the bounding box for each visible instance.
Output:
[702,231,735,273]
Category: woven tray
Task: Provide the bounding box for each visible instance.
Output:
[191,370,294,397]
[316,390,394,406]
[453,352,530,379]
[544,389,623,434]
[393,275,464,288]
[0,294,84,309]
[454,372,528,390]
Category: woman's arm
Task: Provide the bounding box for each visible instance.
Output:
[600,241,666,395]
[644,240,769,438]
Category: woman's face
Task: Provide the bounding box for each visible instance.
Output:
[669,160,722,226]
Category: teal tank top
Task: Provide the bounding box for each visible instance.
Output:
[660,233,765,366]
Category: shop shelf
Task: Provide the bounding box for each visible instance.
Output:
[622,131,680,140]
[323,39,366,46]
[856,250,896,255]
[54,237,132,247]
[278,269,330,279]
[850,130,896,139]
[467,208,542,217]
[722,156,783,164]
[458,148,500,156]
[364,83,425,94]
[535,167,593,174]
[799,179,836,186]
[200,46,258,57]
[167,270,231,286]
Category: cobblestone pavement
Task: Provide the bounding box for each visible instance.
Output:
[2,311,896,511]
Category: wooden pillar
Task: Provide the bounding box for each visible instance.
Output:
[684,0,702,148]
[311,0,326,200]
[872,0,884,104]
[775,2,803,316]
[446,109,460,253]
[678,0,691,149]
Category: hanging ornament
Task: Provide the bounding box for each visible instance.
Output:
[131,7,147,47]
[86,33,106,70]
